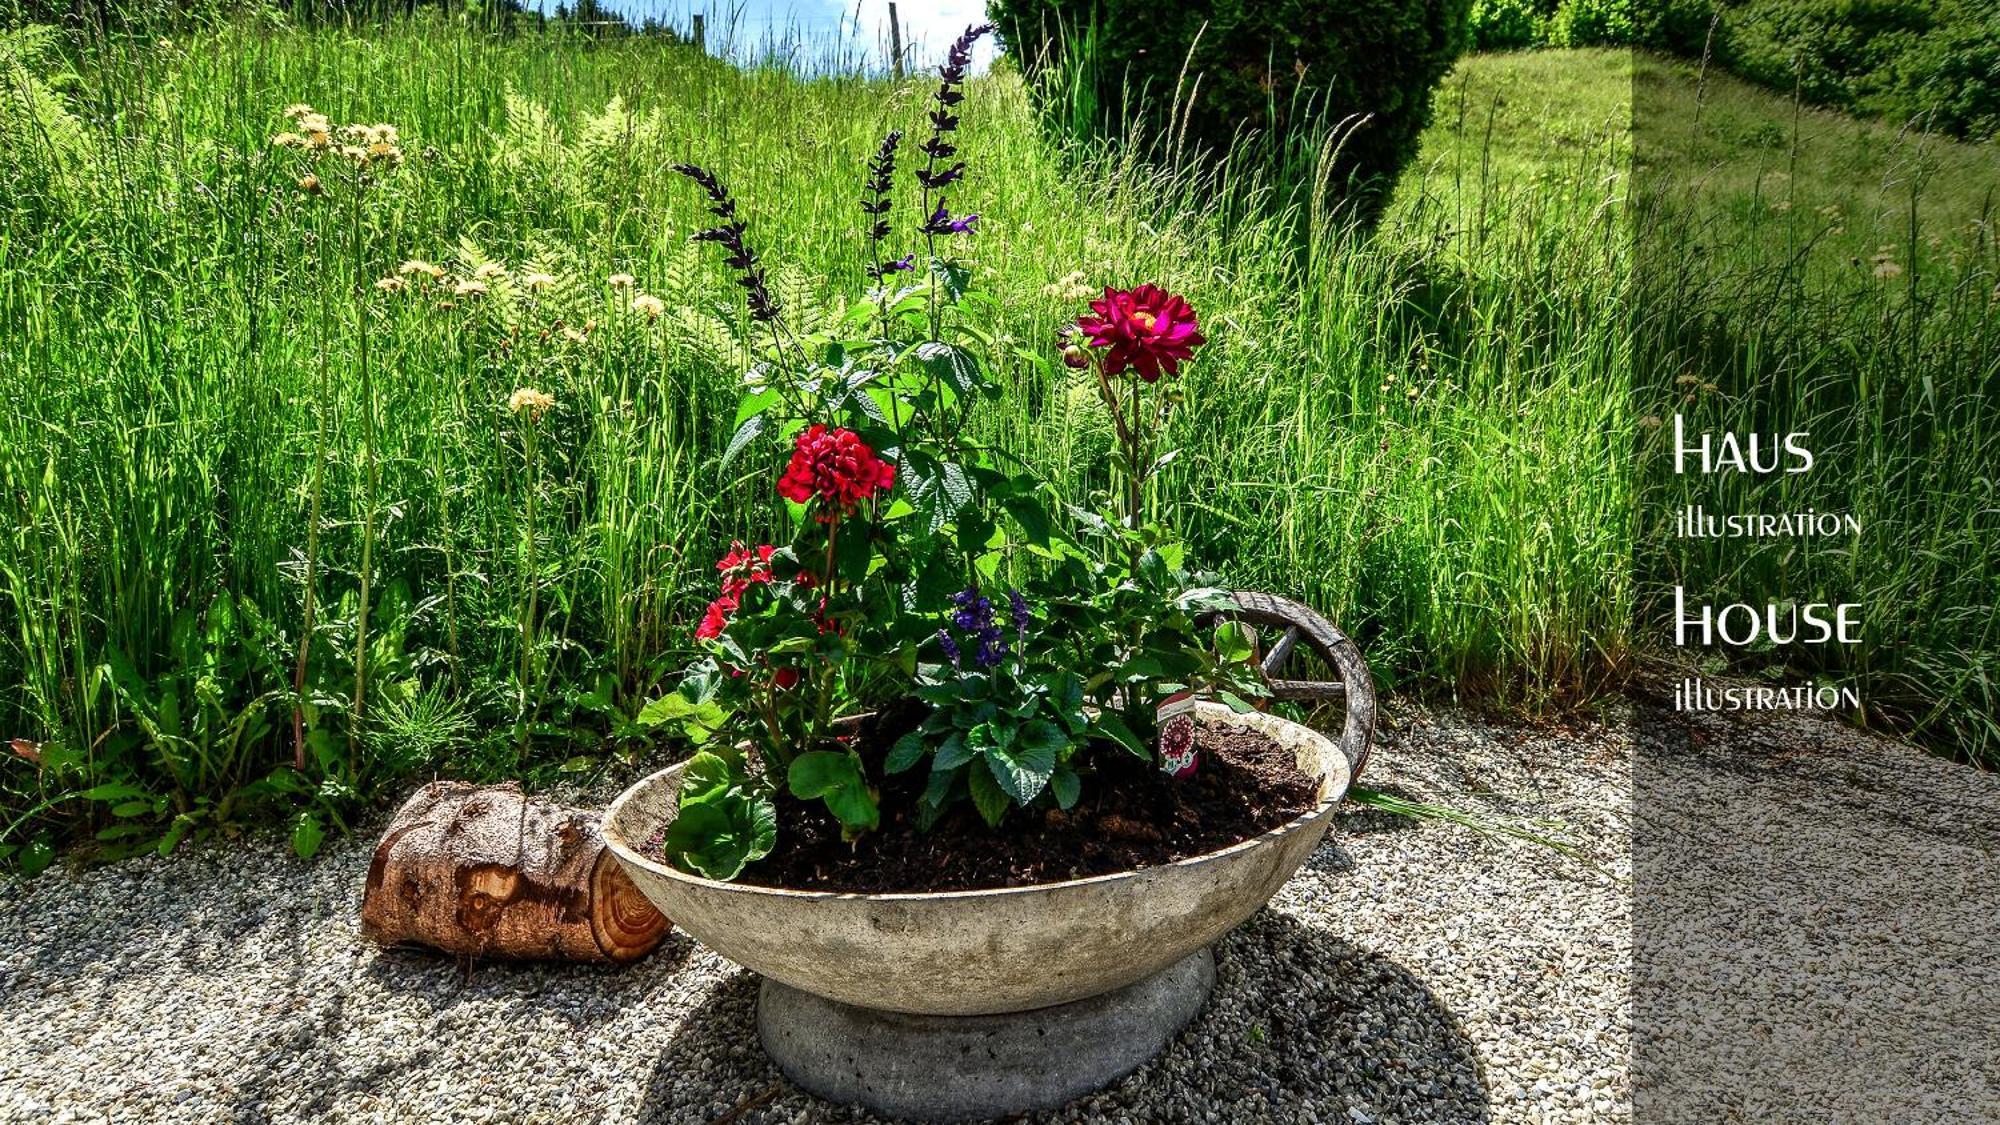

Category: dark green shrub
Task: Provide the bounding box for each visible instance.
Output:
[1546,0,1635,46]
[1723,0,1930,110]
[989,0,1474,225]
[1633,0,1722,56]
[1883,11,2000,139]
[1469,0,1551,50]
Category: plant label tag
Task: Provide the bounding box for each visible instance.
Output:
[1157,691,1198,778]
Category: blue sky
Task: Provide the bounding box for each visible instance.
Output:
[568,1,1000,74]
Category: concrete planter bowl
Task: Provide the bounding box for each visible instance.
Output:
[602,703,1350,1019]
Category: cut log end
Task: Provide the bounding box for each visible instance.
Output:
[360,782,670,965]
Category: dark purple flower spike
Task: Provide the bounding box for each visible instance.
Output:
[863,130,907,281]
[917,24,993,248]
[671,163,782,324]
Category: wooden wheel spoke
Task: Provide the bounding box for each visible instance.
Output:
[1204,591,1377,782]
[1261,625,1300,677]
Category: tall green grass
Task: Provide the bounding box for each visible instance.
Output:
[33,18,1977,868]
[1633,52,2000,761]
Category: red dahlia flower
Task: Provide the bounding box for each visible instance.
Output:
[777,425,895,519]
[1075,284,1206,382]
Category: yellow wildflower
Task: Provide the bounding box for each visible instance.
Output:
[398,259,445,280]
[508,388,556,421]
[271,131,305,149]
[297,173,321,193]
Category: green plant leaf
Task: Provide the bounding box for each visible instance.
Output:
[885,729,927,774]
[663,792,778,880]
[967,760,1011,827]
[1051,763,1081,810]
[1002,494,1055,548]
[914,340,980,394]
[1091,713,1151,760]
[788,751,879,833]
[719,412,767,472]
[18,836,55,878]
[291,813,326,859]
[1215,620,1255,664]
[932,729,974,770]
[678,750,738,806]
[984,732,1056,805]
[79,782,148,804]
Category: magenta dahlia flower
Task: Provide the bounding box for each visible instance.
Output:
[1075,284,1206,382]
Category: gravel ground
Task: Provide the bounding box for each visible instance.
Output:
[0,699,1980,1124]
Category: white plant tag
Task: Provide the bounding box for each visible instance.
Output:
[1156,691,1198,778]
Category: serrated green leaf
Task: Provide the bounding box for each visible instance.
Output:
[984,734,1056,805]
[720,413,767,472]
[933,730,974,770]
[967,761,1011,827]
[1092,712,1150,760]
[914,340,980,394]
[886,729,927,773]
[1051,763,1081,810]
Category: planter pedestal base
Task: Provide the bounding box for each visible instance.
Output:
[756,947,1216,1121]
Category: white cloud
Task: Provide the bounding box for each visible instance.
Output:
[844,0,999,74]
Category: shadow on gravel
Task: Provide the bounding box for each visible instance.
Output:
[633,910,1488,1124]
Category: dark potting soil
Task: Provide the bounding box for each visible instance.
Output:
[733,721,1320,894]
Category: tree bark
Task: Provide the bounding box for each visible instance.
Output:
[360,781,669,964]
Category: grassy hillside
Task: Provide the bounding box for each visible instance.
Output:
[0,22,1989,869]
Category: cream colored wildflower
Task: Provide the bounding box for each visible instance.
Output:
[561,326,589,344]
[607,272,636,289]
[508,388,556,421]
[297,173,321,194]
[1873,260,1903,280]
[453,278,489,297]
[271,131,305,149]
[398,259,445,280]
[520,271,557,290]
[375,276,407,293]
[629,293,665,319]
[473,262,508,281]
[283,103,315,120]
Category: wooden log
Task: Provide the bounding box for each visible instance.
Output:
[360,781,669,964]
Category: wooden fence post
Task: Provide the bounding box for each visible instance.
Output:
[887,3,904,80]
[692,12,706,53]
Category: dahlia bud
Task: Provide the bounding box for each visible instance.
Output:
[1061,344,1091,370]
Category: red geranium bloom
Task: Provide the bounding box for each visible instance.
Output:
[777,425,895,519]
[716,541,777,598]
[694,594,736,640]
[1075,284,1206,382]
